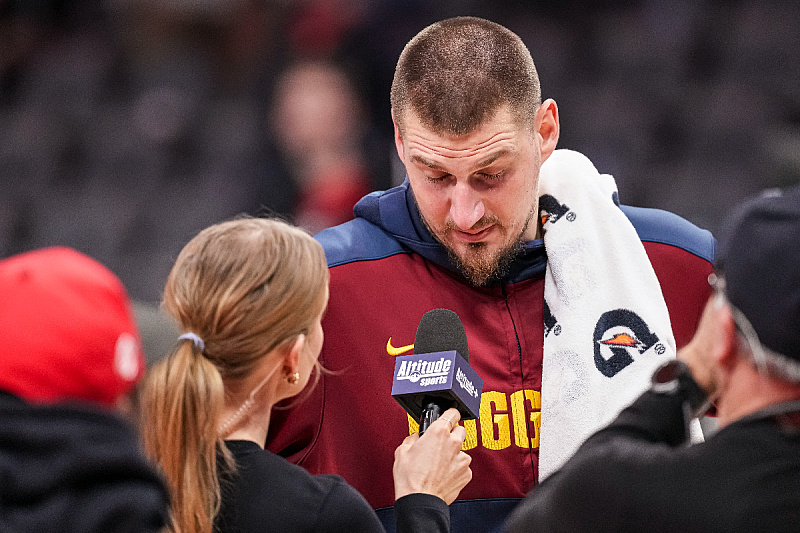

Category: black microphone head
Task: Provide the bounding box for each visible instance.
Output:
[414,308,469,362]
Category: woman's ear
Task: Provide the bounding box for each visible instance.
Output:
[282,334,306,377]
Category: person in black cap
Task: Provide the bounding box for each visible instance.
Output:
[505,185,800,533]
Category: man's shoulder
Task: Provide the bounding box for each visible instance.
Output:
[314,218,409,268]
[621,204,715,262]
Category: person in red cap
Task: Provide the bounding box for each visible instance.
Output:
[0,246,170,532]
[506,185,800,533]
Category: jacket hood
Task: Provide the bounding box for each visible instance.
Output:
[352,178,547,285]
[0,391,169,532]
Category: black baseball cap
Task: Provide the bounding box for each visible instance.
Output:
[715,185,800,360]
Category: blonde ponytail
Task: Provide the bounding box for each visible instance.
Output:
[139,340,232,533]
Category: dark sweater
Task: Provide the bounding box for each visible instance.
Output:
[216,439,449,533]
[506,389,800,533]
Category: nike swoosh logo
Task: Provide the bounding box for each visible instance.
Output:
[386,338,414,356]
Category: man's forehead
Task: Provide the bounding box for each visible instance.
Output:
[399,103,523,136]
[401,107,527,165]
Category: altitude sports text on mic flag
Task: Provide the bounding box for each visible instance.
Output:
[391,309,483,434]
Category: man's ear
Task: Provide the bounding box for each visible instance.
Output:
[712,304,739,369]
[391,109,405,162]
[536,99,560,162]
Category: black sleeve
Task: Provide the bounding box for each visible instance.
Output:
[587,388,693,448]
[314,479,387,533]
[505,389,692,533]
[314,481,451,533]
[394,493,449,533]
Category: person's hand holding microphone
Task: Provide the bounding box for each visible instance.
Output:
[393,407,472,504]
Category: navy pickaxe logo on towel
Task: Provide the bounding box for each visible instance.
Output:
[539,194,576,226]
[593,309,665,377]
[543,300,561,337]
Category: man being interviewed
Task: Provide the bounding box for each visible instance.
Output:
[266,16,715,533]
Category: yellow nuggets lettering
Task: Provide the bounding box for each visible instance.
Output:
[406,389,541,451]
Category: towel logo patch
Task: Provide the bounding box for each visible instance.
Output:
[543,300,561,337]
[593,309,665,377]
[539,194,576,226]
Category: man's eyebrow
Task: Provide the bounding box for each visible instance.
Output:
[410,155,446,171]
[410,150,510,172]
[475,150,509,169]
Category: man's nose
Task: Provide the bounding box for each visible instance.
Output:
[449,182,485,230]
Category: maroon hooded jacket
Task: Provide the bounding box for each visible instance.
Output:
[267,178,715,533]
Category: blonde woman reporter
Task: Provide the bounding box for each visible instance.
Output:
[138,218,471,533]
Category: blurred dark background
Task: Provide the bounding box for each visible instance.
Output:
[2,0,800,309]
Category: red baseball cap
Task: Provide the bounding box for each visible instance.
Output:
[0,247,144,406]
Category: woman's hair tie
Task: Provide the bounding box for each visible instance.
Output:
[178,332,205,352]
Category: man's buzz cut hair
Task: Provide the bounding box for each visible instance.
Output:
[391,16,542,136]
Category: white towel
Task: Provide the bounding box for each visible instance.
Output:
[537,150,680,480]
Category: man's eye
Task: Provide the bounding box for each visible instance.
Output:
[426,174,450,183]
[480,171,504,180]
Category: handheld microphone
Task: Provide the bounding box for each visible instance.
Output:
[391,309,483,435]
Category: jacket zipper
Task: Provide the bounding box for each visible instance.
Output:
[502,284,537,484]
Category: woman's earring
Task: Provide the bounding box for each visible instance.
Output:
[287,371,300,384]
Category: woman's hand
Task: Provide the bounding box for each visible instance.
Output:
[392,408,473,505]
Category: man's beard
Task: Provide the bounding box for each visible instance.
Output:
[448,239,524,286]
[422,208,535,287]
